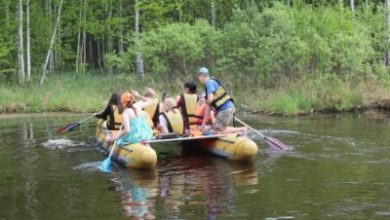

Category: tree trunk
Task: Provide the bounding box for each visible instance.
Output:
[26,0,31,82]
[135,0,144,78]
[17,0,25,84]
[118,0,124,54]
[40,0,64,85]
[387,0,390,65]
[211,0,216,27]
[75,0,83,73]
[107,1,112,53]
[82,1,87,72]
[350,0,355,13]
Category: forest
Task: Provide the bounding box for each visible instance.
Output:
[1,0,389,115]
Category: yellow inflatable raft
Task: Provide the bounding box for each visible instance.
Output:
[96,120,157,169]
[182,134,258,162]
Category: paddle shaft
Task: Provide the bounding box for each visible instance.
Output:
[107,125,123,158]
[235,117,288,150]
[77,114,96,124]
[234,117,265,138]
[147,134,228,144]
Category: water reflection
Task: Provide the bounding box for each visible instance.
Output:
[110,157,259,219]
[156,156,258,219]
[112,170,158,219]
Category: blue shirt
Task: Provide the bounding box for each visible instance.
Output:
[205,79,234,112]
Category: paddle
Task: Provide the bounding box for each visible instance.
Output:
[57,114,96,134]
[99,126,123,172]
[234,117,288,150]
[146,134,228,144]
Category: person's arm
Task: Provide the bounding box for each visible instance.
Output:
[158,114,169,134]
[134,98,154,110]
[132,90,150,102]
[95,105,110,120]
[112,109,130,141]
[201,104,210,129]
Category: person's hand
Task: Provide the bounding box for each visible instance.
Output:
[132,90,140,98]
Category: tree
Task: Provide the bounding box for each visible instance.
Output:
[26,0,31,81]
[17,0,25,84]
[40,0,64,85]
[135,0,144,78]
[387,0,390,65]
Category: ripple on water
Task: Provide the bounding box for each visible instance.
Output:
[41,138,86,150]
[73,161,102,171]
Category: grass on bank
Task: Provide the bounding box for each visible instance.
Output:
[1,72,390,115]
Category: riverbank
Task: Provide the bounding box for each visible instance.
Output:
[1,73,389,116]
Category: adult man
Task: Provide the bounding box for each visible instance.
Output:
[197,67,246,134]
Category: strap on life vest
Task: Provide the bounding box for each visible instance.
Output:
[181,94,202,126]
[205,78,234,110]
[144,99,160,125]
[107,105,122,130]
[162,112,185,135]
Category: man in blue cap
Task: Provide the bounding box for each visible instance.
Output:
[197,67,246,134]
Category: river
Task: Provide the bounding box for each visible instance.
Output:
[0,112,389,219]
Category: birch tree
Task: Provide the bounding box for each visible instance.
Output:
[387,0,390,65]
[211,0,216,27]
[17,0,25,84]
[40,0,64,85]
[135,0,144,78]
[350,0,355,13]
[26,0,31,81]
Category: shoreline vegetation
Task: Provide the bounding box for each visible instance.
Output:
[1,73,389,116]
[1,2,390,116]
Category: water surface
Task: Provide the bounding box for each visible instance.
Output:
[0,112,389,219]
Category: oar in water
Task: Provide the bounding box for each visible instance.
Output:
[99,126,123,172]
[235,117,288,150]
[57,114,96,134]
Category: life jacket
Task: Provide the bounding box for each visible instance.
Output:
[161,111,185,135]
[107,105,122,130]
[205,78,234,110]
[195,103,215,125]
[143,98,160,126]
[181,93,203,126]
[143,111,154,128]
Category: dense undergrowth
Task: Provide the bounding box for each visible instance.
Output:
[1,72,389,115]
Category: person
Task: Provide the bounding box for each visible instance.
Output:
[176,81,203,128]
[110,92,153,145]
[196,67,247,134]
[95,92,123,130]
[133,87,161,128]
[158,97,185,135]
[195,96,215,126]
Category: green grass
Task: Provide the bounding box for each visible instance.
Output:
[1,72,389,115]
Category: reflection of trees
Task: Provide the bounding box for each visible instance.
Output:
[21,119,39,219]
[112,170,158,219]
[158,158,259,219]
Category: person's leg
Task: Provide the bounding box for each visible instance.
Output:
[213,108,233,132]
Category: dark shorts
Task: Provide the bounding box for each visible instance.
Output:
[213,107,235,131]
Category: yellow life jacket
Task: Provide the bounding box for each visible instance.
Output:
[181,93,202,126]
[161,112,185,135]
[205,78,234,110]
[107,105,122,130]
[143,111,154,128]
[144,98,160,126]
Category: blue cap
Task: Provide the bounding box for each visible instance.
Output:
[197,67,209,75]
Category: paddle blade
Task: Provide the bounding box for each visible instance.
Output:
[99,157,113,172]
[57,122,80,134]
[265,136,288,150]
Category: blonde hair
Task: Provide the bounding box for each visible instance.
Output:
[144,87,156,98]
[163,97,177,111]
